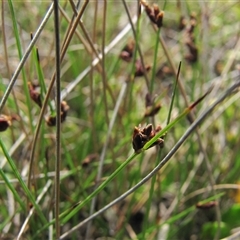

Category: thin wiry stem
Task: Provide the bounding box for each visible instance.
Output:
[27,0,89,191]
[53,0,61,238]
[166,62,181,125]
[156,28,222,234]
[68,0,116,104]
[59,79,240,240]
[17,180,52,240]
[142,61,181,238]
[101,0,109,125]
[0,2,54,114]
[86,83,128,239]
[89,0,99,151]
[60,15,137,101]
[122,0,150,90]
[85,1,109,237]
[68,0,101,60]
[150,26,161,94]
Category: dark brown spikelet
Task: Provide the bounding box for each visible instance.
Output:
[145,93,152,107]
[28,82,42,108]
[144,104,161,117]
[82,153,99,168]
[144,93,161,118]
[196,201,217,210]
[156,11,164,28]
[144,4,155,23]
[134,59,151,77]
[141,1,164,29]
[153,4,160,17]
[46,101,70,127]
[132,124,164,153]
[185,41,198,63]
[119,39,135,62]
[142,123,153,137]
[190,13,197,30]
[184,12,198,63]
[0,115,11,132]
[46,115,56,127]
[60,101,70,123]
[179,16,187,30]
[156,63,174,81]
[29,202,33,210]
[0,115,19,132]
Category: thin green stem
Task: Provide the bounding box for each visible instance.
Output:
[32,46,54,112]
[142,62,181,239]
[150,27,160,94]
[0,168,25,211]
[166,62,181,125]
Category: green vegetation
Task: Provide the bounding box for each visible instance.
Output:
[0,1,240,239]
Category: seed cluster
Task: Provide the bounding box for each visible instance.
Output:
[46,101,69,127]
[0,115,19,132]
[28,82,42,108]
[144,93,161,118]
[132,124,164,153]
[119,41,151,77]
[141,1,164,29]
[180,13,198,63]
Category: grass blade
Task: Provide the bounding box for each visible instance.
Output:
[0,139,48,225]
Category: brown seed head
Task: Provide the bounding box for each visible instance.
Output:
[82,153,98,168]
[179,16,187,30]
[46,115,56,127]
[134,60,151,77]
[0,115,11,132]
[120,40,135,62]
[132,124,164,152]
[196,201,217,209]
[156,11,164,28]
[141,1,163,29]
[153,4,160,17]
[143,124,153,136]
[144,103,161,118]
[28,82,42,108]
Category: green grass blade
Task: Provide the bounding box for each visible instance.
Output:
[0,139,48,225]
[0,168,25,211]
[7,0,34,131]
[142,61,181,239]
[166,62,181,125]
[61,151,138,223]
[143,86,210,151]
[36,89,206,229]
